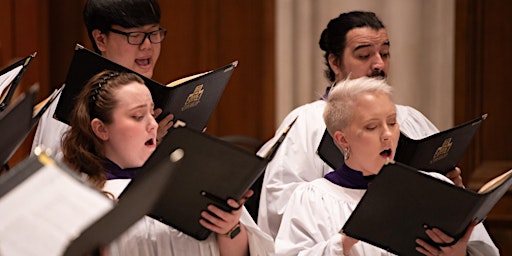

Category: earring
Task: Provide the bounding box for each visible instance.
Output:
[344,147,350,161]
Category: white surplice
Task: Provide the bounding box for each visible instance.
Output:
[275,175,499,256]
[104,179,275,256]
[257,99,440,239]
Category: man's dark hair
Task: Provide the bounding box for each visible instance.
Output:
[83,0,161,53]
[319,11,385,82]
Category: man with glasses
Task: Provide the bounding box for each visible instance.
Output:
[32,0,174,160]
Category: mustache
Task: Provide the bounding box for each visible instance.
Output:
[369,70,386,78]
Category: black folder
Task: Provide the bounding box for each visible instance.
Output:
[0,52,37,111]
[394,114,486,173]
[317,114,486,174]
[63,148,183,256]
[317,129,345,171]
[120,126,269,241]
[55,44,237,131]
[32,85,63,126]
[0,87,36,167]
[341,161,512,256]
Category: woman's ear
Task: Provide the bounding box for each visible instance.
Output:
[91,118,109,141]
[92,29,107,52]
[333,130,349,150]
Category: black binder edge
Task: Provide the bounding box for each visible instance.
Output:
[0,52,37,111]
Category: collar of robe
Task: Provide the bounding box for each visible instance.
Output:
[104,158,140,180]
[321,85,332,100]
[324,164,375,189]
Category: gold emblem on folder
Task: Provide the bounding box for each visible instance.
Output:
[430,138,453,164]
[182,84,204,111]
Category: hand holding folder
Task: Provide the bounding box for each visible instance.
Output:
[120,126,268,240]
[120,118,296,241]
[341,161,511,256]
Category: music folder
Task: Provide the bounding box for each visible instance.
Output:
[63,148,184,256]
[54,44,237,131]
[120,126,269,241]
[317,114,486,174]
[393,114,486,173]
[0,86,37,167]
[341,161,512,256]
[0,52,37,111]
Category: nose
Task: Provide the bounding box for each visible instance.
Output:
[381,125,393,141]
[139,35,152,49]
[372,54,385,71]
[148,115,158,131]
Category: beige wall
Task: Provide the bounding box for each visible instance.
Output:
[276,0,455,130]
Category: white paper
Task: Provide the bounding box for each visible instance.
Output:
[0,65,23,100]
[0,164,113,256]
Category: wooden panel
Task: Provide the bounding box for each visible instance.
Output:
[210,0,275,139]
[0,1,13,65]
[155,0,275,140]
[455,0,512,253]
[47,0,86,92]
[7,0,50,166]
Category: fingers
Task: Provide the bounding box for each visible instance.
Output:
[226,189,253,210]
[153,108,163,117]
[426,227,455,245]
[156,113,174,143]
[416,221,476,256]
[415,239,439,256]
[200,204,240,234]
[445,167,464,187]
[199,190,252,235]
[341,234,359,256]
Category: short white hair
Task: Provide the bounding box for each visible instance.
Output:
[323,76,393,136]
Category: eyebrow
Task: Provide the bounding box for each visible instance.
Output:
[129,104,150,111]
[353,41,390,51]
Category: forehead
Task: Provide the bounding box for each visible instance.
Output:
[111,23,159,32]
[345,27,389,50]
[352,92,395,119]
[114,82,152,107]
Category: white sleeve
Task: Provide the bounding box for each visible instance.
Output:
[396,104,439,139]
[257,101,333,238]
[31,92,69,161]
[240,208,275,256]
[274,182,344,256]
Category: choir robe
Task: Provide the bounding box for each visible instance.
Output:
[104,179,275,256]
[274,175,499,256]
[257,98,440,238]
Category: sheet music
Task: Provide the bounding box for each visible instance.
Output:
[0,66,22,99]
[0,164,113,256]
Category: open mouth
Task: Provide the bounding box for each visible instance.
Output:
[145,138,155,146]
[135,58,151,67]
[380,149,392,158]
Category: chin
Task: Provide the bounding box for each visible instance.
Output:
[136,68,154,78]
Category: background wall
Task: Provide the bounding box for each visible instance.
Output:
[276,0,455,130]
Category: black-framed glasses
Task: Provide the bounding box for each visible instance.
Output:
[108,28,167,45]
